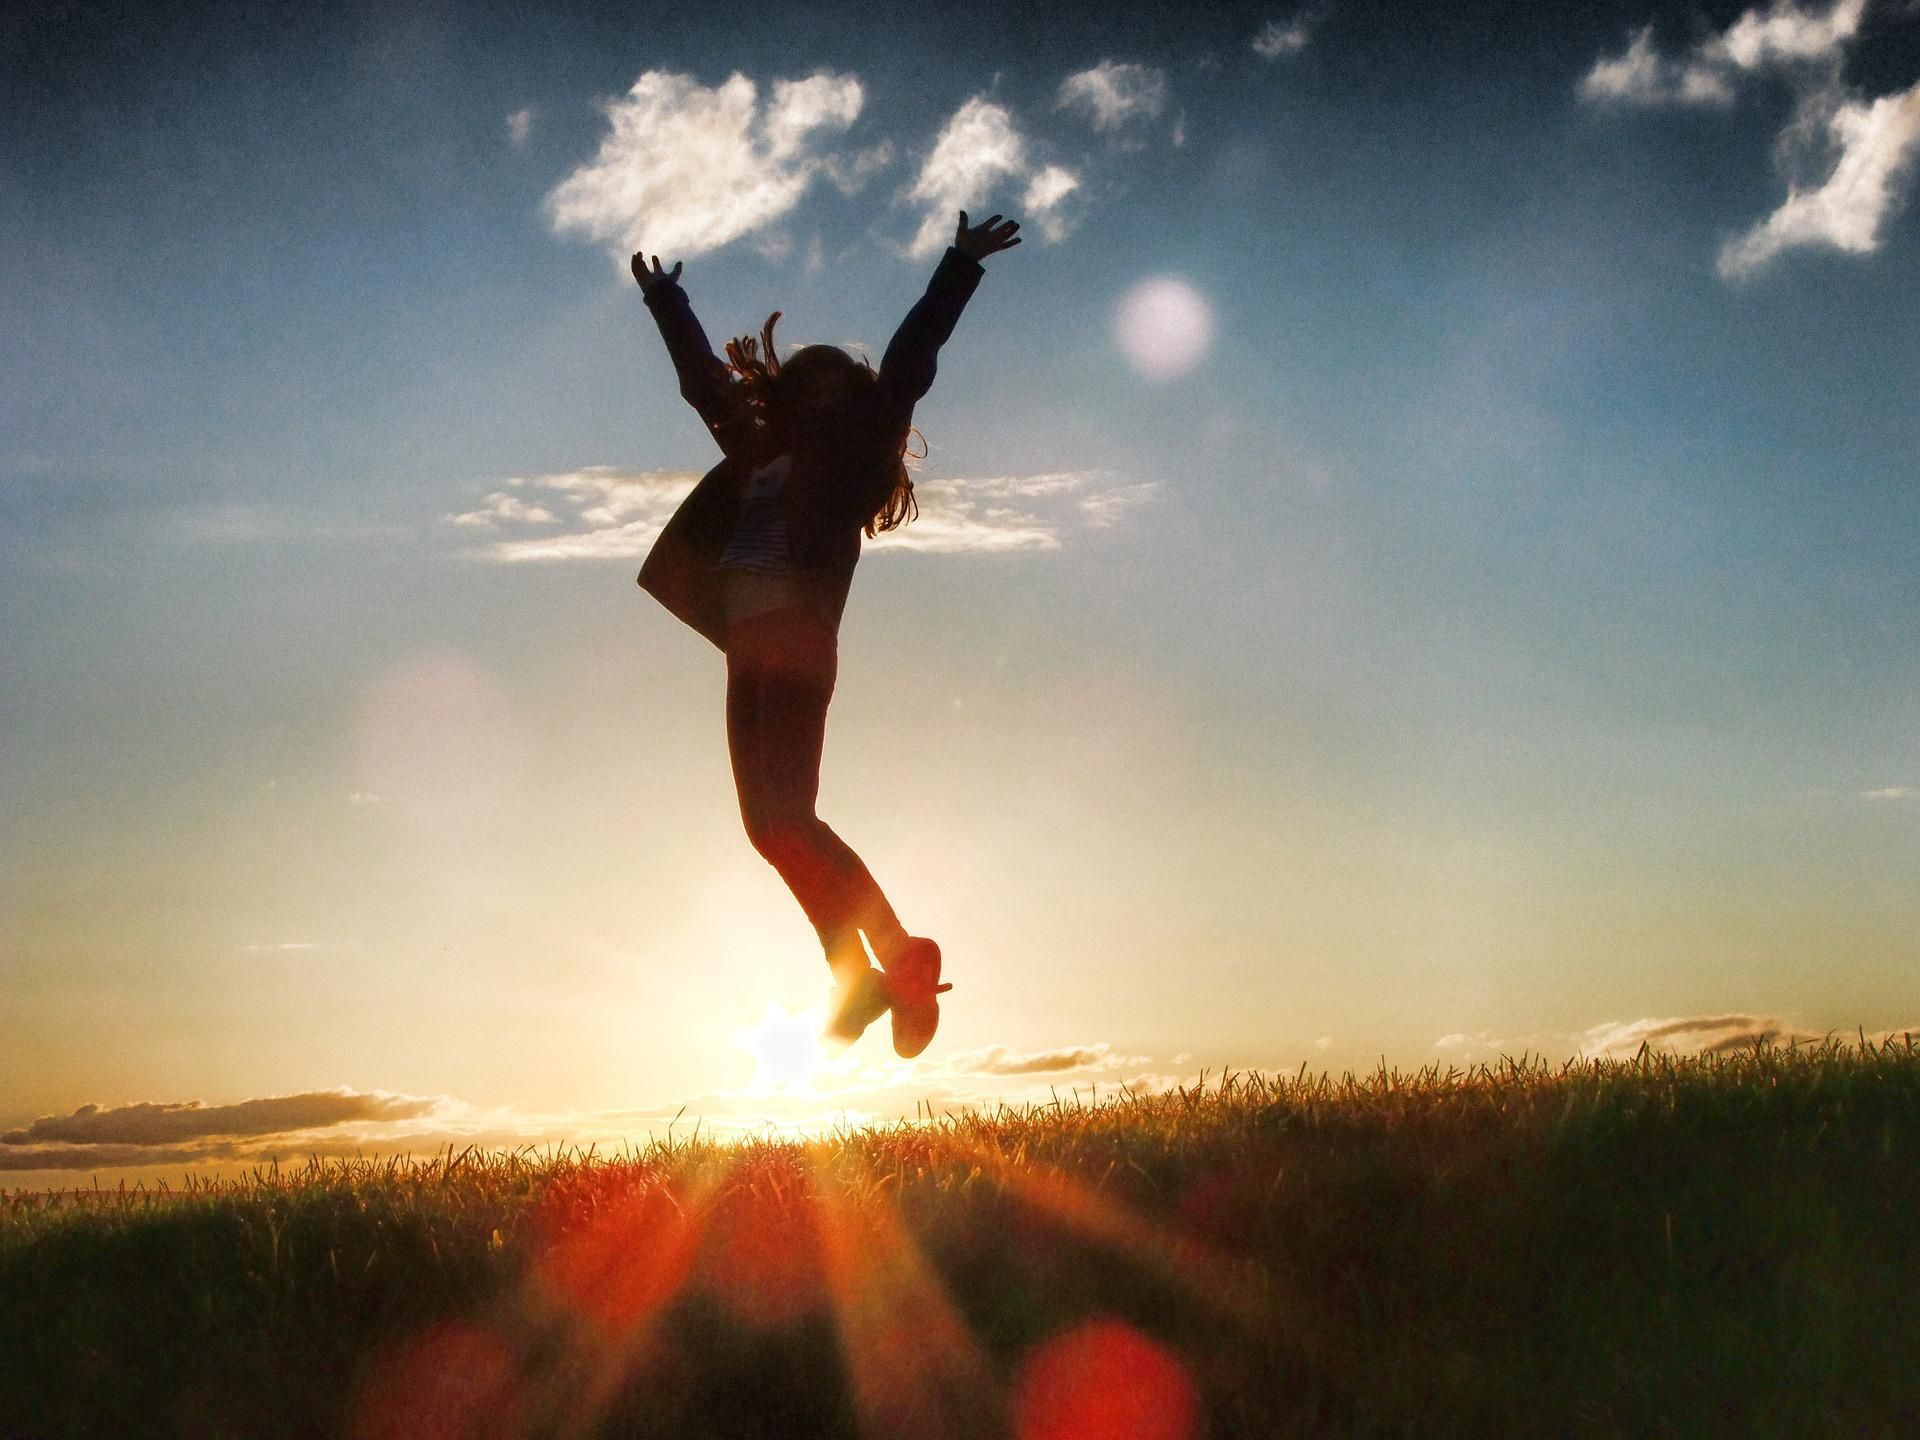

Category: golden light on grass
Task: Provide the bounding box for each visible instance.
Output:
[20,1046,1917,1437]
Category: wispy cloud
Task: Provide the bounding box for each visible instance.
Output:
[445,468,699,562]
[448,467,1152,562]
[1056,62,1170,135]
[1859,786,1919,800]
[945,1043,1147,1076]
[1433,1030,1512,1062]
[1580,1,1915,277]
[446,491,558,528]
[1579,26,1733,107]
[822,140,896,197]
[871,470,1154,554]
[1576,1013,1827,1059]
[547,70,865,262]
[506,107,532,149]
[1077,481,1160,527]
[1252,12,1318,61]
[1580,0,1864,107]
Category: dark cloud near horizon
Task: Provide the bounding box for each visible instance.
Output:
[0,1141,247,1173]
[1,1089,438,1148]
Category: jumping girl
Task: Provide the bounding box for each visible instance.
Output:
[632,210,1022,1057]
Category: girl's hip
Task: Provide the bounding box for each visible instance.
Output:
[723,600,839,684]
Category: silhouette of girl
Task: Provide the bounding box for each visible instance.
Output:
[632,211,1022,1056]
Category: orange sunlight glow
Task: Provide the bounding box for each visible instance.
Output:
[350,1125,1238,1440]
[735,1001,832,1094]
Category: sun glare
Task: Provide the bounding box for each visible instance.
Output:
[735,1003,830,1093]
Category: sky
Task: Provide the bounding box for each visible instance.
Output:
[3,0,1917,1190]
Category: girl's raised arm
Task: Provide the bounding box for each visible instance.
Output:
[874,212,1021,424]
[632,253,749,456]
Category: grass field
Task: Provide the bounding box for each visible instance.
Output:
[4,1041,1917,1439]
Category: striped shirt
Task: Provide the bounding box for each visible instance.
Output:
[718,455,794,574]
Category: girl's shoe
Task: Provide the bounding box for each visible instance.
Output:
[882,937,952,1059]
[825,965,891,1044]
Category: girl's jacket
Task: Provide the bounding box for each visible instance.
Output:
[637,247,986,649]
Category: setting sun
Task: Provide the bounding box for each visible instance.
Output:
[735,1003,832,1094]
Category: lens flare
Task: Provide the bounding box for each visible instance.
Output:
[1013,1319,1198,1440]
[1113,276,1213,380]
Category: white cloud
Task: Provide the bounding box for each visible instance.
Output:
[904,77,1180,255]
[1252,14,1316,60]
[1579,26,1733,107]
[1859,785,1918,800]
[1713,0,1866,71]
[1056,62,1170,134]
[875,471,1155,552]
[1583,3,1919,277]
[506,107,532,148]
[449,466,1152,562]
[1580,28,1662,103]
[446,467,699,562]
[443,464,1144,560]
[868,504,1060,554]
[1023,163,1083,242]
[1583,1,1865,106]
[547,70,864,262]
[871,474,1066,554]
[1719,81,1920,277]
[904,97,1029,258]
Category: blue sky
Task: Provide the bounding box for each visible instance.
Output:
[3,0,1917,1188]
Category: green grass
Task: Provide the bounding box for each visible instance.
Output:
[5,1041,1919,1438]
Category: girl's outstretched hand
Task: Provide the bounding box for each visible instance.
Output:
[954,211,1022,262]
[631,253,683,293]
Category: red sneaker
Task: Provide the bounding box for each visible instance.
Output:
[883,937,951,1059]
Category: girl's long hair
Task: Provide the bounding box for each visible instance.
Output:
[725,312,923,538]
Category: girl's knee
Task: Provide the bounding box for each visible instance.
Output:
[741,807,820,863]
